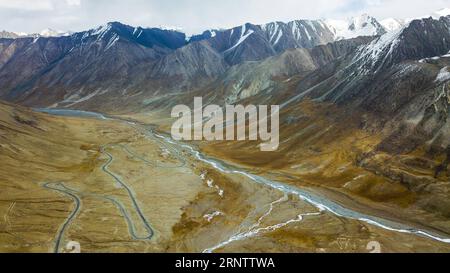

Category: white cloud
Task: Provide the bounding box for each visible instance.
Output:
[353,0,450,20]
[66,0,81,6]
[0,0,53,10]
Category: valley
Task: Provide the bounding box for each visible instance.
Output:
[0,6,450,253]
[1,104,449,253]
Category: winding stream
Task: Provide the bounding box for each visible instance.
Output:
[41,108,450,248]
[149,128,450,245]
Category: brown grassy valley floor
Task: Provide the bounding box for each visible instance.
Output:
[0,101,450,253]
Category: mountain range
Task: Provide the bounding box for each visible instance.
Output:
[1,7,450,252]
[0,12,425,108]
[0,10,449,164]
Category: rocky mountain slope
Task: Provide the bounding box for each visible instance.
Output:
[189,15,385,64]
[0,14,388,108]
[266,15,450,154]
[208,36,374,103]
[189,16,450,233]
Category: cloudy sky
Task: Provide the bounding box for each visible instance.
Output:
[1,0,449,34]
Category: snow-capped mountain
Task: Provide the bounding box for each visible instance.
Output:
[1,10,449,108]
[361,8,450,72]
[0,29,72,38]
[379,8,450,33]
[190,20,336,65]
[39,28,72,37]
[185,15,386,65]
[380,18,405,32]
[0,31,28,38]
[325,14,386,40]
[350,15,450,75]
[0,31,20,39]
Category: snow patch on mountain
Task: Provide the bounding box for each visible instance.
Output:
[290,21,304,40]
[353,24,406,72]
[436,67,450,83]
[419,51,450,63]
[263,22,283,45]
[92,24,112,37]
[225,25,254,53]
[105,34,120,51]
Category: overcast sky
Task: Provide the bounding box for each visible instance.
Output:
[1,0,449,35]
